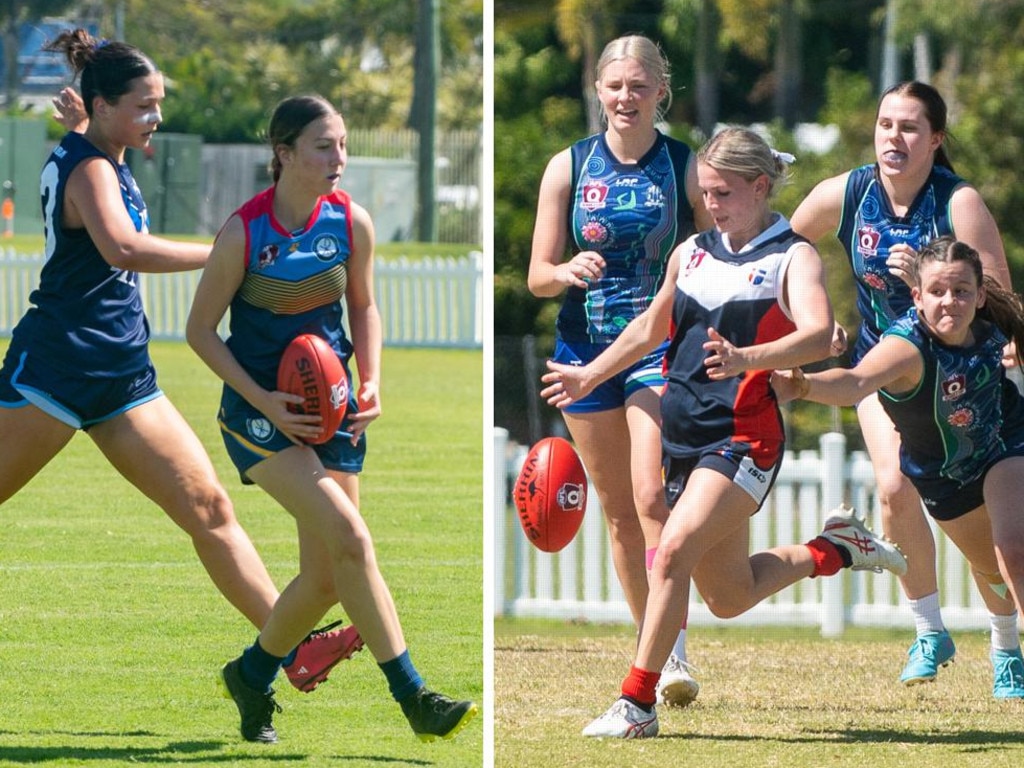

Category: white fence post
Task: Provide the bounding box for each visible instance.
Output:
[819,431,847,637]
[494,427,509,616]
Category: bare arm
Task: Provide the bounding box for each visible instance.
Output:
[773,336,922,406]
[789,172,849,243]
[344,202,383,442]
[527,149,605,296]
[65,158,209,272]
[950,184,1012,289]
[185,216,318,444]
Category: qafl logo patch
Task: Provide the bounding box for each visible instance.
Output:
[857,226,881,257]
[941,374,967,401]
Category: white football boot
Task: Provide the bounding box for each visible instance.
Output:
[656,654,700,708]
[582,698,658,739]
[819,505,907,576]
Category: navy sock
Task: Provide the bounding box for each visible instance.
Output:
[239,637,286,694]
[378,649,424,701]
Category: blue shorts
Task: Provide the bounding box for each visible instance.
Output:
[662,440,783,511]
[0,344,161,430]
[217,384,366,485]
[553,337,668,413]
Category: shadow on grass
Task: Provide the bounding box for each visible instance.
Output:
[0,734,442,765]
[0,736,303,763]
[659,727,1022,750]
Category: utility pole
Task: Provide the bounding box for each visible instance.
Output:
[880,0,899,92]
[414,0,439,243]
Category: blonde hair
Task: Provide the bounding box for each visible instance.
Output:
[595,35,672,124]
[697,127,791,198]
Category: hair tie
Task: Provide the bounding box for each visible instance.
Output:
[94,38,110,51]
[771,149,796,165]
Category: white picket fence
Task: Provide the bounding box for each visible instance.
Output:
[494,427,991,636]
[0,249,483,348]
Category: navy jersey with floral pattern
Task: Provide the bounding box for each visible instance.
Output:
[837,164,963,361]
[880,310,1024,486]
[556,131,696,344]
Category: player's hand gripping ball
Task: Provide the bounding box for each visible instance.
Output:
[277,334,349,445]
[513,437,587,552]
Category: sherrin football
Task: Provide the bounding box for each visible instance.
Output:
[513,437,587,553]
[276,333,349,445]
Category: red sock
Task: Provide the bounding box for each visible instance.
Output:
[806,537,844,577]
[621,664,660,706]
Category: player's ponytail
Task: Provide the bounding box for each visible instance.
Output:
[44,28,157,116]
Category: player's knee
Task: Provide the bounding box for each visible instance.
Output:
[997,539,1024,579]
[703,593,746,619]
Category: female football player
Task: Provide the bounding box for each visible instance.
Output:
[187,94,477,743]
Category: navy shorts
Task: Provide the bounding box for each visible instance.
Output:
[217,384,366,485]
[663,440,784,511]
[913,446,1024,521]
[553,337,668,413]
[0,344,161,430]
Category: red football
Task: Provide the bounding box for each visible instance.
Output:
[276,334,349,445]
[513,437,587,553]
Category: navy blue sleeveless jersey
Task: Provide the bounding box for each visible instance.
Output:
[880,311,1024,486]
[836,164,964,358]
[10,132,151,376]
[225,186,354,389]
[556,131,696,344]
[660,215,802,459]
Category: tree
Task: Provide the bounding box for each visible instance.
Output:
[1,0,76,110]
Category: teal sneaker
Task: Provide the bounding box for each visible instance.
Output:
[992,647,1024,699]
[900,630,956,685]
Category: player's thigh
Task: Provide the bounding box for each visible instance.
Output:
[624,387,667,510]
[935,504,1000,575]
[0,404,75,503]
[856,394,917,498]
[89,395,223,516]
[984,458,1024,560]
[562,407,635,515]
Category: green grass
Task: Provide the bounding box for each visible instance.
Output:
[495,618,1024,768]
[0,340,483,767]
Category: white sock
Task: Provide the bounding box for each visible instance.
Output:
[671,629,687,663]
[908,591,945,636]
[990,611,1020,652]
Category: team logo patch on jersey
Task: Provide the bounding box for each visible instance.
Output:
[314,234,341,261]
[247,417,275,443]
[581,181,609,211]
[748,267,767,286]
[683,249,708,276]
[941,374,967,401]
[257,244,280,269]
[857,225,881,257]
[644,185,666,208]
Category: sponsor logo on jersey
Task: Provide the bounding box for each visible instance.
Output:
[581,181,609,211]
[748,267,767,286]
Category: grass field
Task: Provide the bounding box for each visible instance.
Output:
[495,618,1024,767]
[0,340,483,767]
